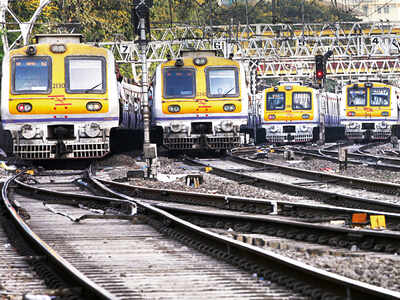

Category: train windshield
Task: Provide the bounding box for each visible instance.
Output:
[292,92,312,110]
[12,57,51,93]
[347,87,367,106]
[206,68,239,97]
[164,68,195,98]
[65,57,106,93]
[266,92,285,110]
[370,87,390,106]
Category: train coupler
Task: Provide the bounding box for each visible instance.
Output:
[52,139,72,158]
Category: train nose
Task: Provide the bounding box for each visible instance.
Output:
[198,124,207,132]
[54,126,69,139]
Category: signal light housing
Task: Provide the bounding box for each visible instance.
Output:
[17,103,32,113]
[168,105,181,113]
[315,55,325,80]
[86,102,102,111]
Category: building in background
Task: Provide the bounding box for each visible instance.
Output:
[217,0,259,6]
[218,0,400,22]
[332,0,400,21]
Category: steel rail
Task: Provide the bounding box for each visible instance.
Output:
[149,200,400,248]
[229,155,400,195]
[288,146,400,170]
[1,172,116,300]
[183,157,400,213]
[9,170,400,299]
[92,177,400,229]
[87,171,400,299]
[21,171,400,254]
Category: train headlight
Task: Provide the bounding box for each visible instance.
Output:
[20,124,36,139]
[170,123,182,133]
[221,120,233,132]
[86,102,102,112]
[50,44,66,53]
[347,111,355,116]
[268,114,276,120]
[85,123,101,137]
[168,105,181,113]
[380,121,388,129]
[365,82,373,88]
[302,114,310,119]
[175,59,184,67]
[193,57,207,66]
[223,104,236,112]
[269,125,279,133]
[25,45,36,56]
[381,111,389,117]
[17,103,32,113]
[348,122,358,129]
[300,124,308,132]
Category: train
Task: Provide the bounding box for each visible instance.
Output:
[340,81,400,141]
[149,50,249,151]
[0,34,120,159]
[255,82,342,144]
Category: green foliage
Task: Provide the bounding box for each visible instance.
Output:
[0,0,359,79]
[3,0,360,43]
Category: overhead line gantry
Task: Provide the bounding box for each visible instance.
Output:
[1,1,400,82]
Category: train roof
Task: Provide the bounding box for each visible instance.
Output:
[34,34,83,44]
[180,50,219,58]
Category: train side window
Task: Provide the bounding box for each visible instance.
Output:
[370,87,390,106]
[11,56,52,94]
[292,92,312,110]
[65,56,106,94]
[266,92,285,110]
[347,88,367,106]
[206,67,239,98]
[163,68,195,98]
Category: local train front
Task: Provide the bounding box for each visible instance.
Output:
[151,53,248,150]
[0,34,119,159]
[262,84,319,143]
[341,82,398,141]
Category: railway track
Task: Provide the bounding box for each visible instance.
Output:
[0,213,49,299]
[3,168,399,299]
[88,173,400,253]
[182,155,400,213]
[283,142,400,170]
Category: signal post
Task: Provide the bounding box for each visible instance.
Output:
[315,51,332,143]
[134,0,157,179]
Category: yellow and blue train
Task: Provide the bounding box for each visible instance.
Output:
[150,51,249,150]
[340,81,400,141]
[0,34,120,159]
[258,83,342,144]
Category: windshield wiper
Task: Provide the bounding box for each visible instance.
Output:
[222,87,234,97]
[85,83,102,93]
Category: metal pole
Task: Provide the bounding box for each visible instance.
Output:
[140,18,149,146]
[251,67,257,145]
[139,18,155,178]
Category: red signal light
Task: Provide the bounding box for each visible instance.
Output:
[315,54,325,81]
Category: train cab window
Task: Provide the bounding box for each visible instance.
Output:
[206,67,239,98]
[12,57,51,94]
[65,57,106,93]
[370,87,390,106]
[292,92,312,110]
[347,88,367,106]
[164,68,195,98]
[266,92,285,110]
